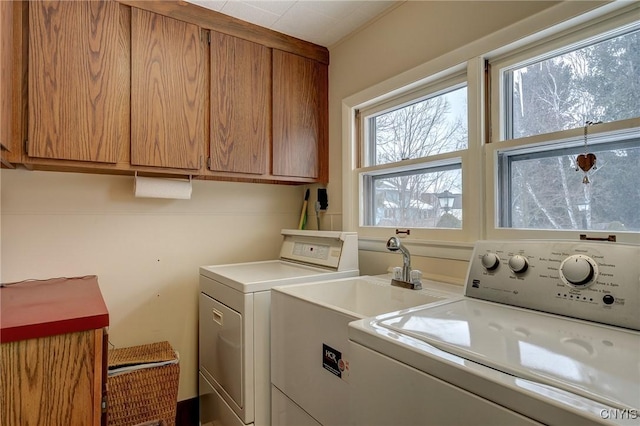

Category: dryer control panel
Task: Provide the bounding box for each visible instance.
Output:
[279,230,359,271]
[465,240,640,330]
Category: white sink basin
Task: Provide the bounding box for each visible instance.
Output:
[270,275,456,426]
[273,276,446,318]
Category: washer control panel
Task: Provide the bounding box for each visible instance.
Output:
[465,240,640,330]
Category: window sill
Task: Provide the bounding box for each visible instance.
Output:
[358,236,474,262]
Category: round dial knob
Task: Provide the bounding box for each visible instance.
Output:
[481,253,500,271]
[508,255,529,274]
[560,255,596,287]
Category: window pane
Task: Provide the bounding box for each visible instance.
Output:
[366,167,462,228]
[504,140,640,231]
[506,28,640,139]
[369,87,467,166]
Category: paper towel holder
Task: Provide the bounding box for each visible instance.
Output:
[134,171,193,180]
[133,171,193,200]
[134,171,193,183]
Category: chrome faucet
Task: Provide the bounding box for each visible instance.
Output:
[386,237,422,290]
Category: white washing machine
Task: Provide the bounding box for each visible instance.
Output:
[270,275,463,426]
[349,240,640,426]
[199,229,359,426]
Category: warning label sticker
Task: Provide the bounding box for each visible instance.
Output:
[322,343,349,381]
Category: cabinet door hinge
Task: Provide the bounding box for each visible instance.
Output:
[206,157,211,170]
[208,31,211,45]
[24,139,28,154]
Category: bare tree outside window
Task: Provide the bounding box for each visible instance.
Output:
[510,29,640,138]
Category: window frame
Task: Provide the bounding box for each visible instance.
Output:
[486,6,640,244]
[342,1,640,259]
[350,64,483,246]
[360,76,468,168]
[361,159,463,229]
[485,119,640,243]
[493,17,640,142]
[497,133,640,229]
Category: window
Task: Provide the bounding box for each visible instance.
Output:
[498,135,640,232]
[364,164,462,228]
[490,13,640,238]
[503,26,640,139]
[367,87,468,165]
[344,1,639,250]
[359,83,467,231]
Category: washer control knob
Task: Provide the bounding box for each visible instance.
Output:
[560,255,596,287]
[508,255,528,273]
[481,253,500,271]
[603,295,615,305]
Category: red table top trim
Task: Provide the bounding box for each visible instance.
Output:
[1,275,109,344]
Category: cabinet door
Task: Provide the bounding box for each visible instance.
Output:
[272,50,328,181]
[209,31,270,175]
[131,8,204,170]
[1,329,104,426]
[28,0,127,163]
[1,0,13,155]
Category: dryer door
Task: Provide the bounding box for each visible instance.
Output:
[199,292,243,409]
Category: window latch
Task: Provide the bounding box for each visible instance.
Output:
[580,234,616,242]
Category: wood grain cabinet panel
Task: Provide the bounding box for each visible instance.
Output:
[1,0,13,156]
[272,49,328,181]
[209,31,271,175]
[0,329,105,426]
[28,0,127,163]
[19,0,328,183]
[131,8,204,170]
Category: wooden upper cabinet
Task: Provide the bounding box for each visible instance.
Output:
[272,49,328,181]
[209,31,271,175]
[131,8,204,170]
[1,0,13,160]
[28,0,127,163]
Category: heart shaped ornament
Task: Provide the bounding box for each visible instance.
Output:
[577,153,597,172]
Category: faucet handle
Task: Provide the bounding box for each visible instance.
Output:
[392,267,403,280]
[410,270,423,290]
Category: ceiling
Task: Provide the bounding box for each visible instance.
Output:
[184,0,400,47]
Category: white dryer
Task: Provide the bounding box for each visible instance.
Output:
[349,240,640,426]
[199,229,359,426]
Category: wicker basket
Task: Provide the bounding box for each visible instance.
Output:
[107,341,179,426]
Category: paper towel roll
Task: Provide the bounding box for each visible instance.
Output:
[134,176,192,200]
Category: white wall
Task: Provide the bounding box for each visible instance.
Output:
[1,169,302,400]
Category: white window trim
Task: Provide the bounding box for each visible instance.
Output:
[342,1,640,257]
[345,59,484,247]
